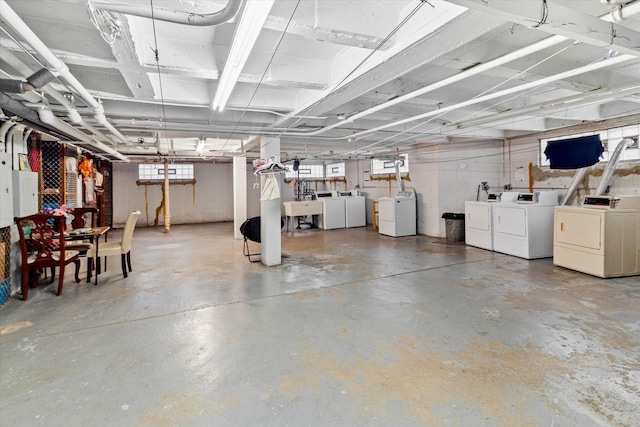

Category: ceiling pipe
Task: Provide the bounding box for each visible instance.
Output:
[3,50,113,142]
[90,0,243,26]
[8,124,25,168]
[23,127,32,147]
[37,107,129,162]
[0,93,80,141]
[0,0,130,146]
[282,2,640,138]
[608,0,640,21]
[94,94,330,119]
[0,120,17,147]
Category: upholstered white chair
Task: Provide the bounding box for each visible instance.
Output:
[86,210,140,281]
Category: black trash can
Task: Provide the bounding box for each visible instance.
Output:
[442,212,465,242]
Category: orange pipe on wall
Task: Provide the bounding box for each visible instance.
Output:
[528,162,534,193]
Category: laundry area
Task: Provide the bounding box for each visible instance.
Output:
[1,222,639,427]
[1,0,640,426]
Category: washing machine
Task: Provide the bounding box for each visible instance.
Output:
[317,193,346,230]
[492,191,559,259]
[554,195,640,278]
[343,195,366,228]
[378,192,416,237]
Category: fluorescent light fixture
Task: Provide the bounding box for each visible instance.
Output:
[211,0,274,112]
[196,138,206,154]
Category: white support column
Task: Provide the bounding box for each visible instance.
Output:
[260,137,281,266]
[233,156,247,240]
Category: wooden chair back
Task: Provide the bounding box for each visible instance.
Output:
[70,207,99,229]
[15,213,79,300]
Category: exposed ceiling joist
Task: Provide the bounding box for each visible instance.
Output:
[449,0,640,57]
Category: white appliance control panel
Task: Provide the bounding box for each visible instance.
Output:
[516,191,558,205]
[583,195,640,209]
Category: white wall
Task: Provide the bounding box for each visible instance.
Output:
[113,161,261,227]
[343,141,503,237]
[506,136,640,202]
[112,115,638,235]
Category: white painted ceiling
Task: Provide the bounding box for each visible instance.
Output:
[1,0,639,163]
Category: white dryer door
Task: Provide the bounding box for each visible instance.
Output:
[378,198,395,222]
[494,206,526,237]
[466,203,490,231]
[556,210,602,250]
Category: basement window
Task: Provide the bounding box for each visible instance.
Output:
[285,164,324,180]
[540,124,640,166]
[371,154,409,175]
[138,163,194,180]
[325,162,345,178]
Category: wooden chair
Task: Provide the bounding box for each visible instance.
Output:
[14,213,81,300]
[70,207,99,229]
[87,211,140,281]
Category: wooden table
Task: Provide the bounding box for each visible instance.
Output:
[66,226,110,286]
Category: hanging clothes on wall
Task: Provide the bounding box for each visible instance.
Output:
[544,135,604,169]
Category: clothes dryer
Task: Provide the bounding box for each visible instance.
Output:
[344,196,366,228]
[378,194,416,237]
[554,196,640,278]
[318,197,346,229]
[465,201,495,250]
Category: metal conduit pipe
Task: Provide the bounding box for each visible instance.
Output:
[90,0,243,26]
[595,138,634,195]
[38,108,129,162]
[0,0,130,145]
[23,127,32,146]
[8,124,25,168]
[0,120,17,146]
[561,167,590,206]
[93,103,130,144]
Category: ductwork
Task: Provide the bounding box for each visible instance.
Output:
[595,138,634,195]
[0,1,130,145]
[560,167,589,205]
[90,0,243,26]
[0,68,56,94]
[0,93,128,161]
[395,160,405,193]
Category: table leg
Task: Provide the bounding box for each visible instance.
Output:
[94,235,100,286]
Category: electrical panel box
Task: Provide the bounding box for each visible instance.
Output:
[0,153,13,228]
[12,170,39,217]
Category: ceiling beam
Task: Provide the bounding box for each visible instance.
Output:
[448,0,640,57]
[276,10,504,126]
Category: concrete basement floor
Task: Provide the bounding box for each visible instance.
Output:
[0,223,639,427]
